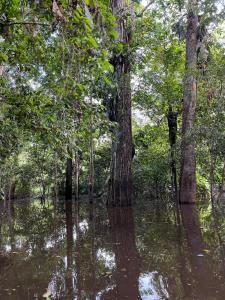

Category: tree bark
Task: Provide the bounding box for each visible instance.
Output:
[221,160,225,190]
[88,99,94,203]
[66,147,73,200]
[167,106,178,200]
[74,150,80,201]
[108,0,133,206]
[180,0,198,204]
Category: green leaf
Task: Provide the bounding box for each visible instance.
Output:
[100,59,112,71]
[0,52,8,62]
[88,35,98,49]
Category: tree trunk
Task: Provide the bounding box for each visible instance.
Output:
[74,150,80,201]
[108,0,133,206]
[221,159,225,190]
[88,141,94,203]
[88,100,94,203]
[210,153,215,206]
[180,0,198,204]
[167,106,178,200]
[66,147,73,200]
[8,180,16,201]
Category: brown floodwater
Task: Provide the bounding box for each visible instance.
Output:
[0,197,225,299]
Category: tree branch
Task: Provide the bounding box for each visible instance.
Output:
[0,22,49,27]
[137,0,155,17]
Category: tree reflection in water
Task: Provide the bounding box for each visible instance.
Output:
[65,199,73,300]
[180,204,213,300]
[102,207,141,299]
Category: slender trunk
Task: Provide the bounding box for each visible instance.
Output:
[4,180,16,209]
[88,139,94,201]
[210,153,215,206]
[41,181,46,204]
[221,160,225,189]
[88,101,94,202]
[215,159,225,203]
[108,0,133,206]
[8,196,15,252]
[167,107,178,200]
[54,157,59,201]
[180,0,198,204]
[8,181,16,201]
[74,150,80,201]
[66,147,73,200]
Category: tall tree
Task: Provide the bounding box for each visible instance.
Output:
[180,0,198,203]
[108,0,133,206]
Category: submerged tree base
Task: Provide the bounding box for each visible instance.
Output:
[107,179,133,207]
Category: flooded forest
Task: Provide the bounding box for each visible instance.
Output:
[0,0,225,299]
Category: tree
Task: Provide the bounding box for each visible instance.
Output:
[107,0,134,206]
[179,0,198,204]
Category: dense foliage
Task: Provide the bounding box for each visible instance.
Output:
[0,0,224,203]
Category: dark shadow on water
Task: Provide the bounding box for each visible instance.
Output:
[74,199,82,300]
[89,202,97,299]
[65,199,73,299]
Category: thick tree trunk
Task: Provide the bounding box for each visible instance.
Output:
[66,147,73,200]
[180,0,198,204]
[108,0,133,206]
